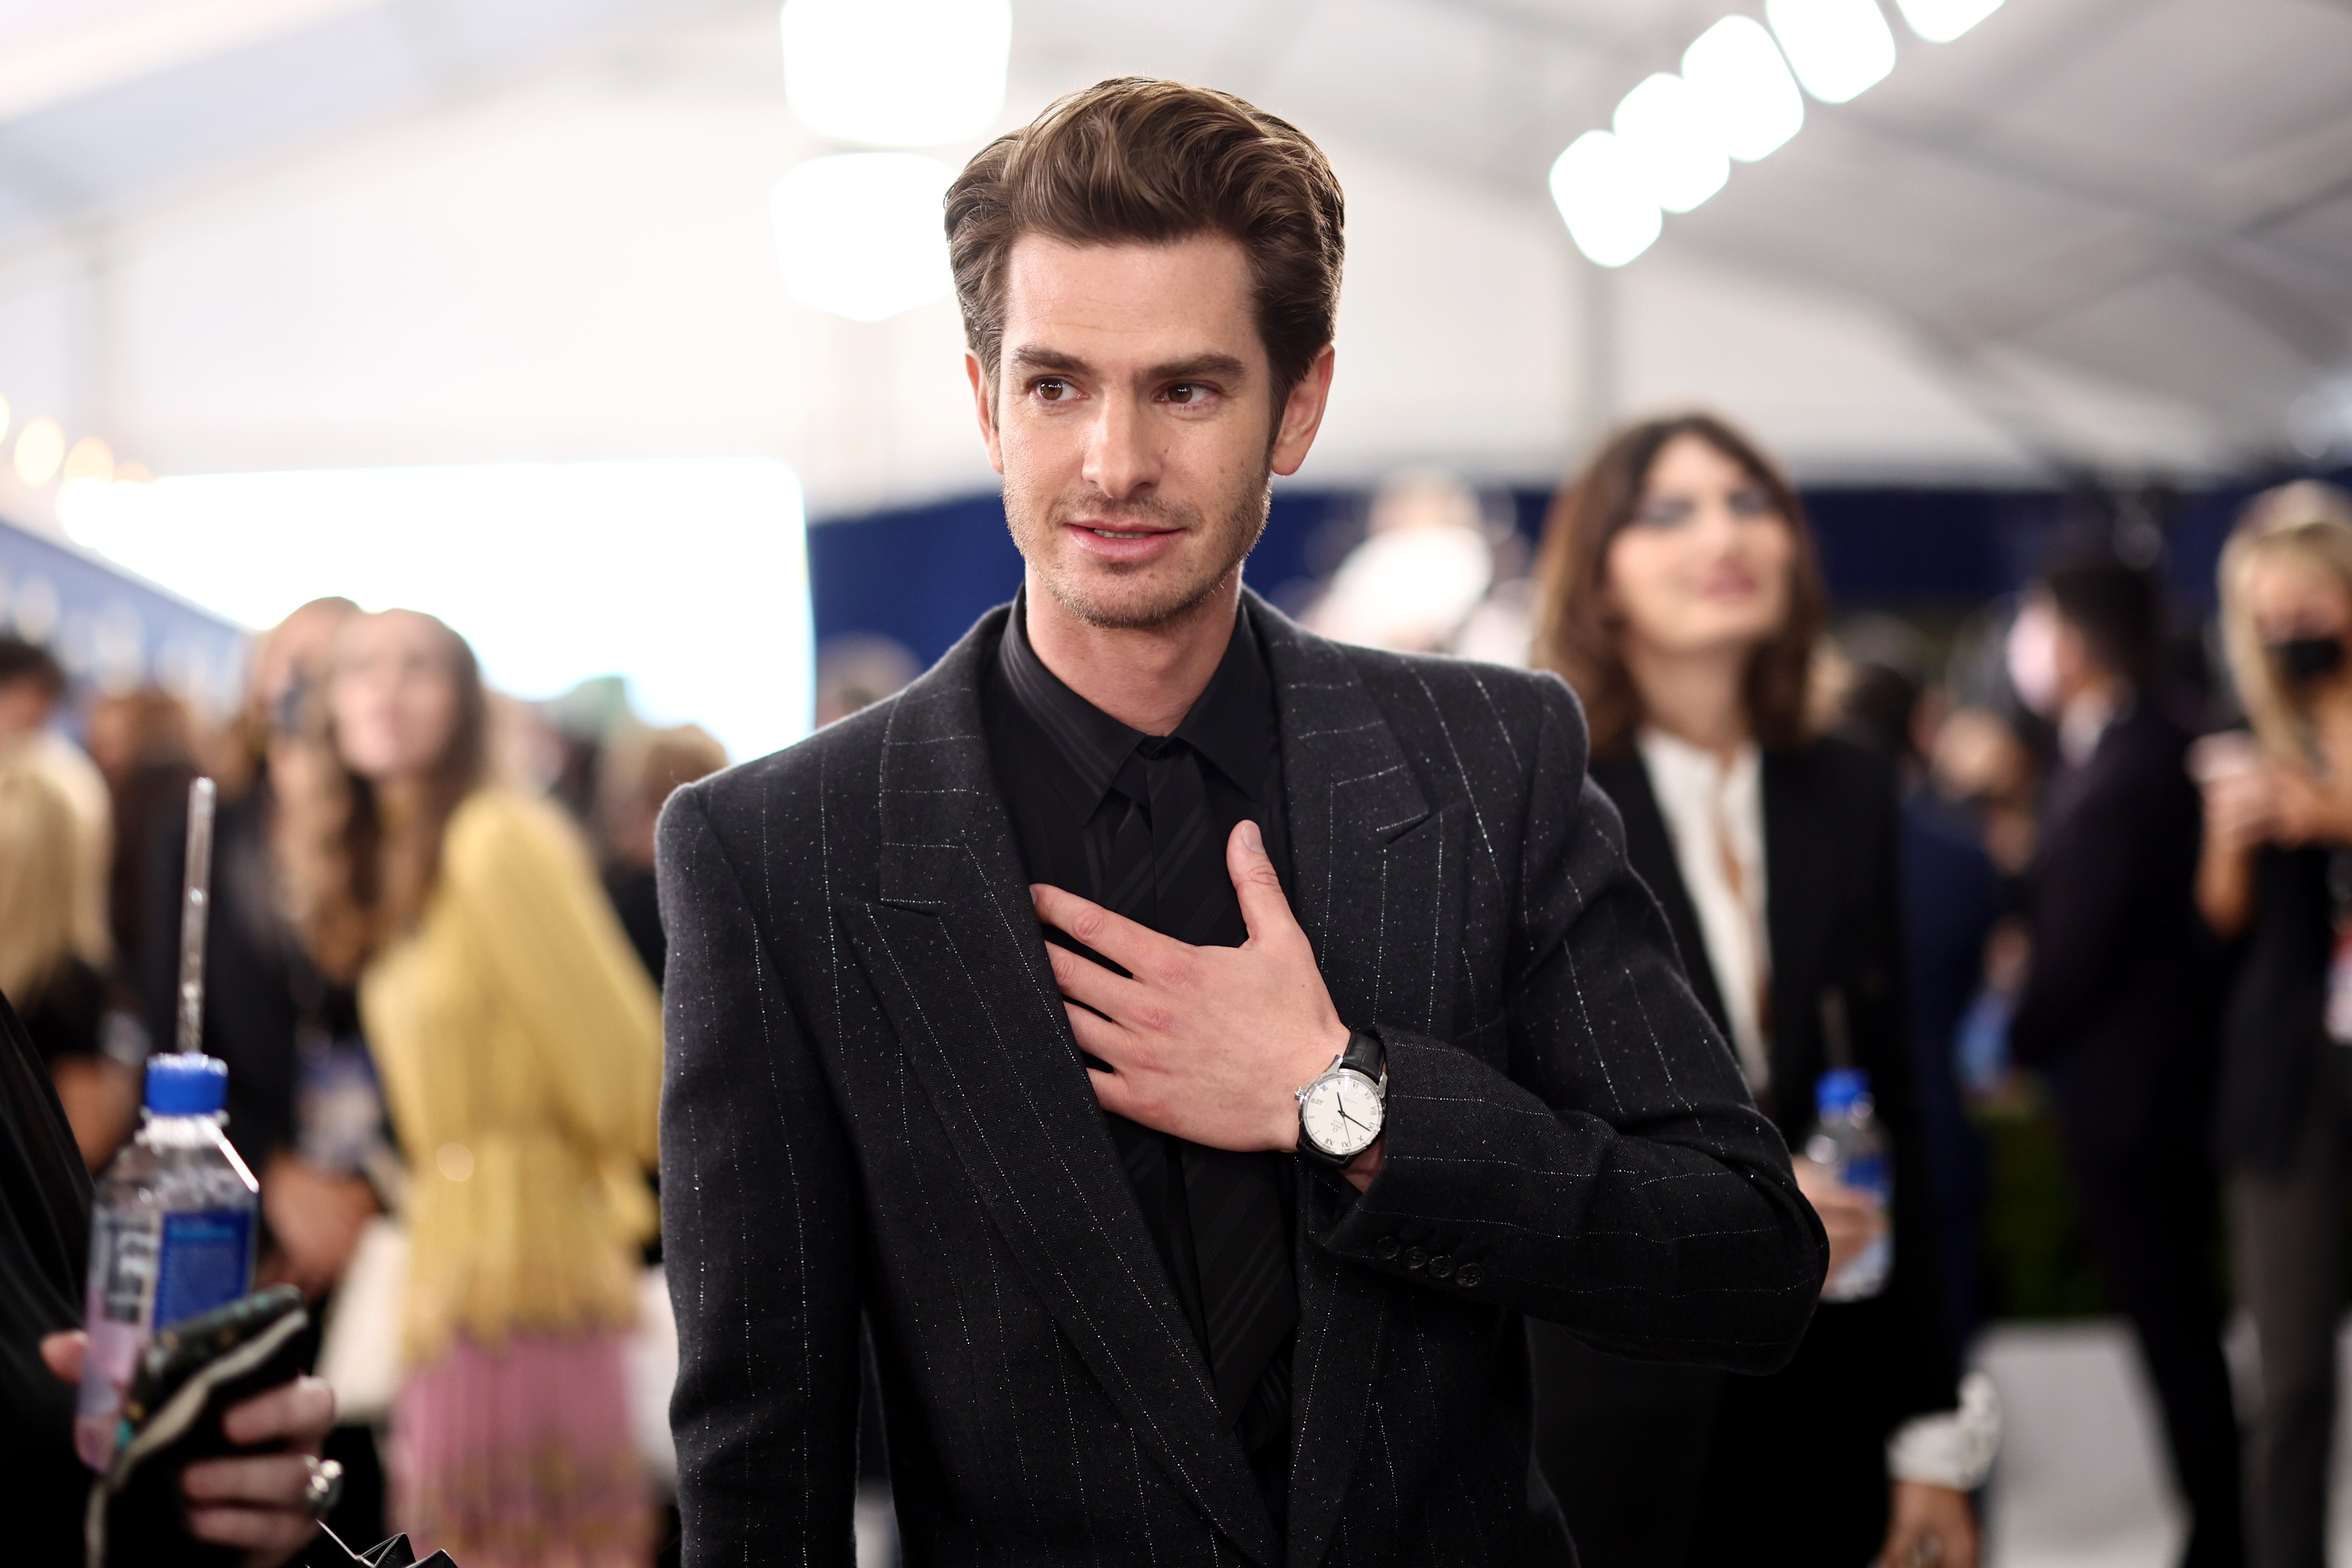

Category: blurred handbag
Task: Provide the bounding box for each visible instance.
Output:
[316,1216,408,1424]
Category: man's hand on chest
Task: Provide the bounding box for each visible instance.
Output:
[1035,818,1355,1161]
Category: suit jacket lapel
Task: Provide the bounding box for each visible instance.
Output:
[844,606,1281,1565]
[1254,597,1446,1568]
[1761,749,1836,1124]
[1589,755,1731,1040]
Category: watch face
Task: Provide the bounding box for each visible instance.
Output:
[1303,1071,1383,1159]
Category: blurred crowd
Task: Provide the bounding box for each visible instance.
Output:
[8,419,2352,1568]
[0,602,723,1565]
[1287,432,2352,1568]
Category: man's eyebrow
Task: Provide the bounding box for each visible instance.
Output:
[1006,346,1090,374]
[1146,353,1248,383]
[1001,346,1250,384]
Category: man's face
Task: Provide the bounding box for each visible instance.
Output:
[969,232,1332,630]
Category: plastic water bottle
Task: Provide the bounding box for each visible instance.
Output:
[1804,1067,1891,1302]
[74,1053,261,1470]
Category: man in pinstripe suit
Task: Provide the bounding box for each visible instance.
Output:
[656,79,1827,1566]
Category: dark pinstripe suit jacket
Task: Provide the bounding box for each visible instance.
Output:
[655,594,1825,1568]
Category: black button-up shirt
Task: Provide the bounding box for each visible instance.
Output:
[980,593,1299,1508]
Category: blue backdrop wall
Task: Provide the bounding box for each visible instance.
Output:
[809,468,2352,671]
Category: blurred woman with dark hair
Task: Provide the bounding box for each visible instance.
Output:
[1525,414,1986,1568]
[279,608,661,1568]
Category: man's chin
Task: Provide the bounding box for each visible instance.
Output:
[1037,561,1232,632]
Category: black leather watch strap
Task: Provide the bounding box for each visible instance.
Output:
[1339,1028,1385,1085]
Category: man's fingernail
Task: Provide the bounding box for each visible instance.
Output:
[1240,820,1263,854]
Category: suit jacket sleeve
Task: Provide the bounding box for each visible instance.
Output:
[658,784,863,1565]
[1313,681,1827,1374]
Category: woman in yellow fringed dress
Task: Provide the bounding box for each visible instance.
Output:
[282,608,660,1568]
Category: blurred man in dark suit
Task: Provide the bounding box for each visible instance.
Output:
[2009,560,2243,1568]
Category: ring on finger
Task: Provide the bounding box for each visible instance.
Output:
[302,1457,345,1517]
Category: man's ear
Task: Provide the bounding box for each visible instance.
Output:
[1270,343,1336,479]
[966,350,1006,476]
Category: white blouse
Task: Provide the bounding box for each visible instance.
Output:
[1636,727,1771,1093]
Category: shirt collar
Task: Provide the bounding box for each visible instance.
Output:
[2058,683,2129,768]
[994,590,1274,821]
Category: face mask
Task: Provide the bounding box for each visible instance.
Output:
[2270,635,2347,687]
[2006,602,2061,718]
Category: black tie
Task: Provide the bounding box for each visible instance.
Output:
[1100,738,1299,1446]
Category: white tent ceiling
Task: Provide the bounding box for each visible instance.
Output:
[0,0,2345,524]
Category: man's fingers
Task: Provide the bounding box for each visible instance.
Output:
[1045,938,1140,1017]
[1031,884,1171,974]
[1226,821,1300,947]
[41,1331,85,1384]
[1086,1066,1138,1120]
[220,1374,335,1449]
[182,1453,314,1506]
[183,1504,315,1553]
[1063,1002,1130,1065]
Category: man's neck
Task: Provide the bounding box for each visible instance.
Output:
[1624,640,1751,761]
[1022,568,1241,736]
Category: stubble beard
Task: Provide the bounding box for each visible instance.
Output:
[1009,465,1273,631]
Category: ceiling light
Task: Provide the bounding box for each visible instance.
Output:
[13,415,64,486]
[781,0,1011,148]
[1891,0,2005,42]
[1613,73,1729,215]
[62,436,115,486]
[1681,16,1806,163]
[1550,131,1662,268]
[1767,0,1897,103]
[771,153,957,322]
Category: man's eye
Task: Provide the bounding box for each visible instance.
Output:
[1033,379,1072,402]
[1164,383,1208,405]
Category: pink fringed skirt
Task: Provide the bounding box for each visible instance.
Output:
[390,1330,650,1568]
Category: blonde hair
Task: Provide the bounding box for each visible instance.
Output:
[2219,482,2352,763]
[0,752,85,1007]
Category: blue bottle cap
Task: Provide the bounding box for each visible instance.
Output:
[1816,1068,1870,1116]
[145,1053,228,1116]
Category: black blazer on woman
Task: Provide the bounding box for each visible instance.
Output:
[1536,737,1955,1568]
[655,594,1827,1567]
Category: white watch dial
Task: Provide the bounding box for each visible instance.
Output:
[1302,1070,1383,1159]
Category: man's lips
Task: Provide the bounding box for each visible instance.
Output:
[1065,519,1182,561]
[1070,521,1177,538]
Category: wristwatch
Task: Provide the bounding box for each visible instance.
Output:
[1295,1030,1387,1169]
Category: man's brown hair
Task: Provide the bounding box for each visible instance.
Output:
[946,77,1345,407]
[1530,412,1828,760]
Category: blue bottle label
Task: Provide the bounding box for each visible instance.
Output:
[152,1209,255,1328]
[1841,1151,1891,1201]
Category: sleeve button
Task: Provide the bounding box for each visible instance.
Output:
[1404,1246,1428,1270]
[1375,1236,1401,1260]
[1454,1262,1484,1288]
[1426,1253,1454,1279]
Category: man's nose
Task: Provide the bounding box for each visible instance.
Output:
[1084,394,1158,499]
